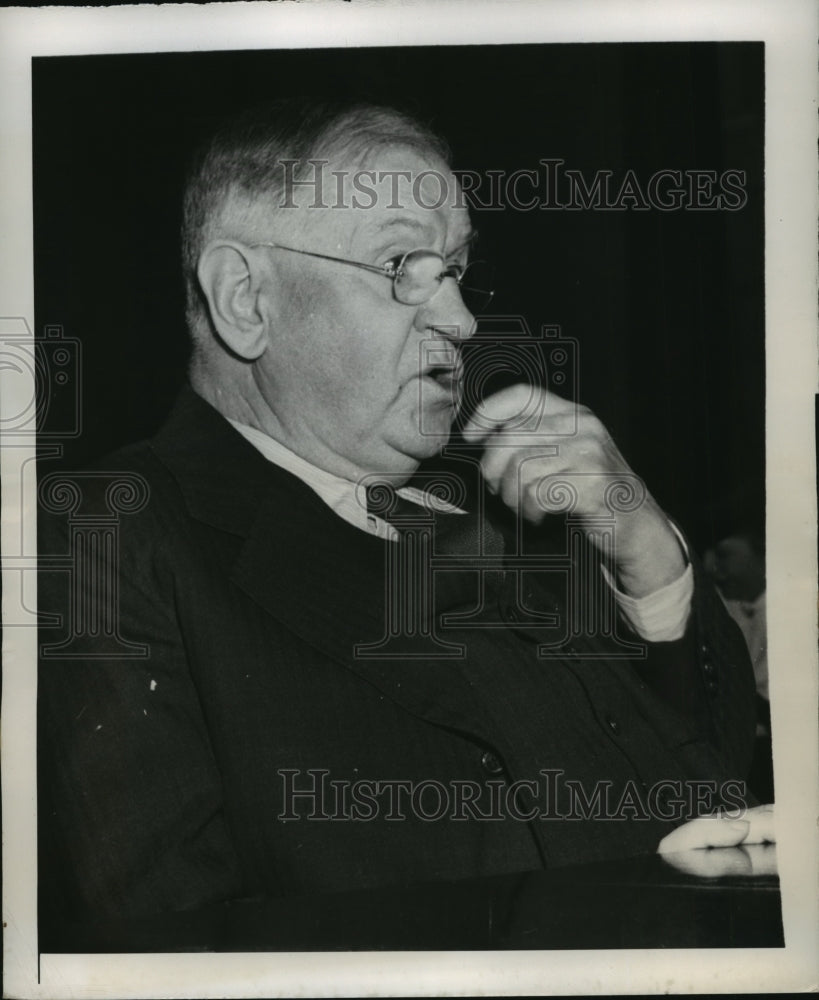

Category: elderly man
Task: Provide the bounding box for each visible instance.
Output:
[38,99,770,924]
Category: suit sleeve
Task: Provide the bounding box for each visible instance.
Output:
[38,493,245,924]
[634,549,758,786]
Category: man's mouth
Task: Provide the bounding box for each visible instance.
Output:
[420,348,464,389]
[422,364,462,390]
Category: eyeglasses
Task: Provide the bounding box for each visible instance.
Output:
[250,242,494,314]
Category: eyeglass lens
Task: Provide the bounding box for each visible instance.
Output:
[393,251,494,314]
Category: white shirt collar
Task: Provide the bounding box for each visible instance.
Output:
[227,420,692,641]
[227,419,464,540]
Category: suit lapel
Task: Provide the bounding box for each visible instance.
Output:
[230,479,501,744]
[151,386,500,745]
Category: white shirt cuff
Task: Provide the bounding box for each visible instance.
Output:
[600,523,693,642]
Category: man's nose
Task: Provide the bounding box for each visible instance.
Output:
[415,278,476,341]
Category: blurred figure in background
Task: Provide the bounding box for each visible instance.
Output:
[704,529,772,801]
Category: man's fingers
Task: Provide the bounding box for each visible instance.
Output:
[660,842,778,879]
[480,441,559,491]
[478,436,514,494]
[478,443,524,511]
[462,384,542,444]
[661,846,753,879]
[658,805,776,857]
[462,384,567,443]
[735,803,776,844]
[657,816,750,854]
[480,445,569,524]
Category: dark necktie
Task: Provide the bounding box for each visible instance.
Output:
[365,481,513,623]
[364,482,504,557]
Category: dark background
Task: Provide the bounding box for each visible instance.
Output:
[33,43,764,552]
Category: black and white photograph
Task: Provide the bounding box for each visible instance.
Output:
[1,1,817,996]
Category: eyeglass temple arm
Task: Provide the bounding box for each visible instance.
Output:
[251,241,482,291]
[249,242,393,278]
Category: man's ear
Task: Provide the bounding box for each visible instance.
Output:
[196,241,270,360]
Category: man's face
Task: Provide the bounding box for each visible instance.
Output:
[252,145,476,481]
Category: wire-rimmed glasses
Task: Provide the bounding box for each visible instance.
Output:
[250,242,494,314]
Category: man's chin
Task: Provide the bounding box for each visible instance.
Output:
[411,422,453,458]
[380,426,452,474]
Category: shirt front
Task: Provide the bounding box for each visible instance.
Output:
[229,419,693,642]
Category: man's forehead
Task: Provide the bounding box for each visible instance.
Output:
[338,207,473,259]
[371,212,474,247]
[287,198,473,259]
[286,143,473,249]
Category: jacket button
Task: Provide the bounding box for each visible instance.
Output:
[480,750,505,776]
[703,661,715,676]
[706,679,719,695]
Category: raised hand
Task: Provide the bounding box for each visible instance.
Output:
[461,385,686,597]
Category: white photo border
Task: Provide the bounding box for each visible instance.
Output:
[2,1,817,996]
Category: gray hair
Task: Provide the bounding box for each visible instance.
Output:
[181,98,451,344]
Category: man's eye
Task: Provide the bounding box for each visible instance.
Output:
[382,254,407,275]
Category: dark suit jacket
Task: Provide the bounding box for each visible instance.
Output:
[38,386,757,922]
